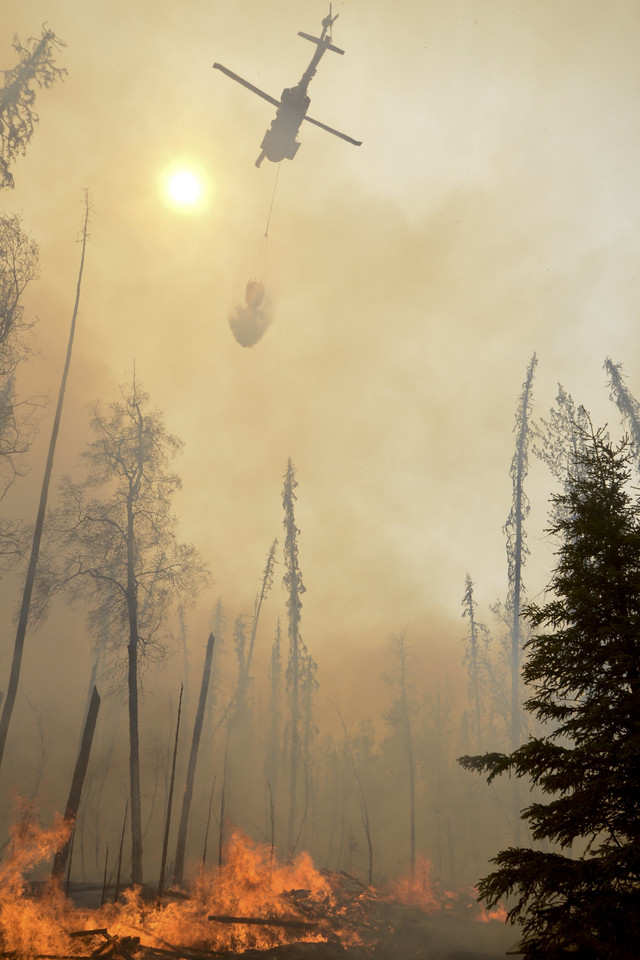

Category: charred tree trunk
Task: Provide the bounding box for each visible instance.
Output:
[158,685,183,895]
[0,195,90,771]
[201,774,216,870]
[173,633,215,885]
[126,492,144,885]
[266,620,282,848]
[114,801,128,903]
[219,731,230,868]
[52,684,100,881]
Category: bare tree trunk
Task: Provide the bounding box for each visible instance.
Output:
[219,732,230,868]
[337,708,374,886]
[406,710,416,876]
[126,563,143,884]
[201,775,216,870]
[158,684,183,895]
[101,846,109,906]
[114,801,128,903]
[51,684,100,881]
[267,780,275,862]
[65,823,75,896]
[0,195,90,771]
[173,633,215,885]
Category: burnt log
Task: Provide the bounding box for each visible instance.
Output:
[207,914,317,930]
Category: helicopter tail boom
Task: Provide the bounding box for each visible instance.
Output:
[297,31,344,55]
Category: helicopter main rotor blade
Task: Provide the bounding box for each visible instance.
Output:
[303,113,362,146]
[212,63,280,108]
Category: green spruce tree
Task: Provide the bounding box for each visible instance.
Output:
[460,430,640,959]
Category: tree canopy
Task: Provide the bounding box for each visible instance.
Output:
[0,27,66,189]
[41,377,209,883]
[459,429,640,959]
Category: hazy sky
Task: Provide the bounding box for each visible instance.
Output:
[2,0,640,700]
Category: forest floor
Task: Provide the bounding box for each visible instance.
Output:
[59,878,517,960]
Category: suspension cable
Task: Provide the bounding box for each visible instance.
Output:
[263,161,281,239]
[252,162,281,280]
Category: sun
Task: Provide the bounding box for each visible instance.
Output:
[167,170,201,204]
[163,168,206,210]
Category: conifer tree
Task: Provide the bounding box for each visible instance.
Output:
[0,27,66,189]
[504,354,537,844]
[533,383,589,487]
[505,353,537,752]
[605,358,640,464]
[460,430,640,959]
[266,619,283,849]
[461,574,490,751]
[282,458,306,854]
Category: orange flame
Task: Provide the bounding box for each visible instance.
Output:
[391,855,507,924]
[0,808,505,958]
[113,831,335,952]
[0,800,78,958]
[476,901,508,923]
[391,854,458,914]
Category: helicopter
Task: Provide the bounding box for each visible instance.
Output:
[212,8,361,167]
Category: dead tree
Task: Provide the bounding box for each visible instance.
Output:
[0,27,66,188]
[505,354,537,753]
[39,377,210,884]
[0,195,90,772]
[461,574,491,751]
[0,213,39,511]
[282,459,306,855]
[504,353,537,844]
[247,539,278,676]
[173,633,215,885]
[158,685,183,895]
[51,685,100,881]
[266,619,283,844]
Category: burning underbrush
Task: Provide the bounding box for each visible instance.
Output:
[0,809,509,960]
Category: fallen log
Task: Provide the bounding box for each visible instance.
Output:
[69,932,110,939]
[207,914,317,930]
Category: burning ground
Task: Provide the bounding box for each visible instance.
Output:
[0,811,512,960]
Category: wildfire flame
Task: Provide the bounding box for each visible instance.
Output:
[0,808,506,959]
[391,853,507,924]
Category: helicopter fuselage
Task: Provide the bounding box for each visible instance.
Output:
[213,11,361,168]
[256,83,311,166]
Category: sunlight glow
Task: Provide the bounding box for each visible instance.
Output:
[167,170,202,205]
[160,162,212,213]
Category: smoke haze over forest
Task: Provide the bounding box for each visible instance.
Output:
[0,0,639,894]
